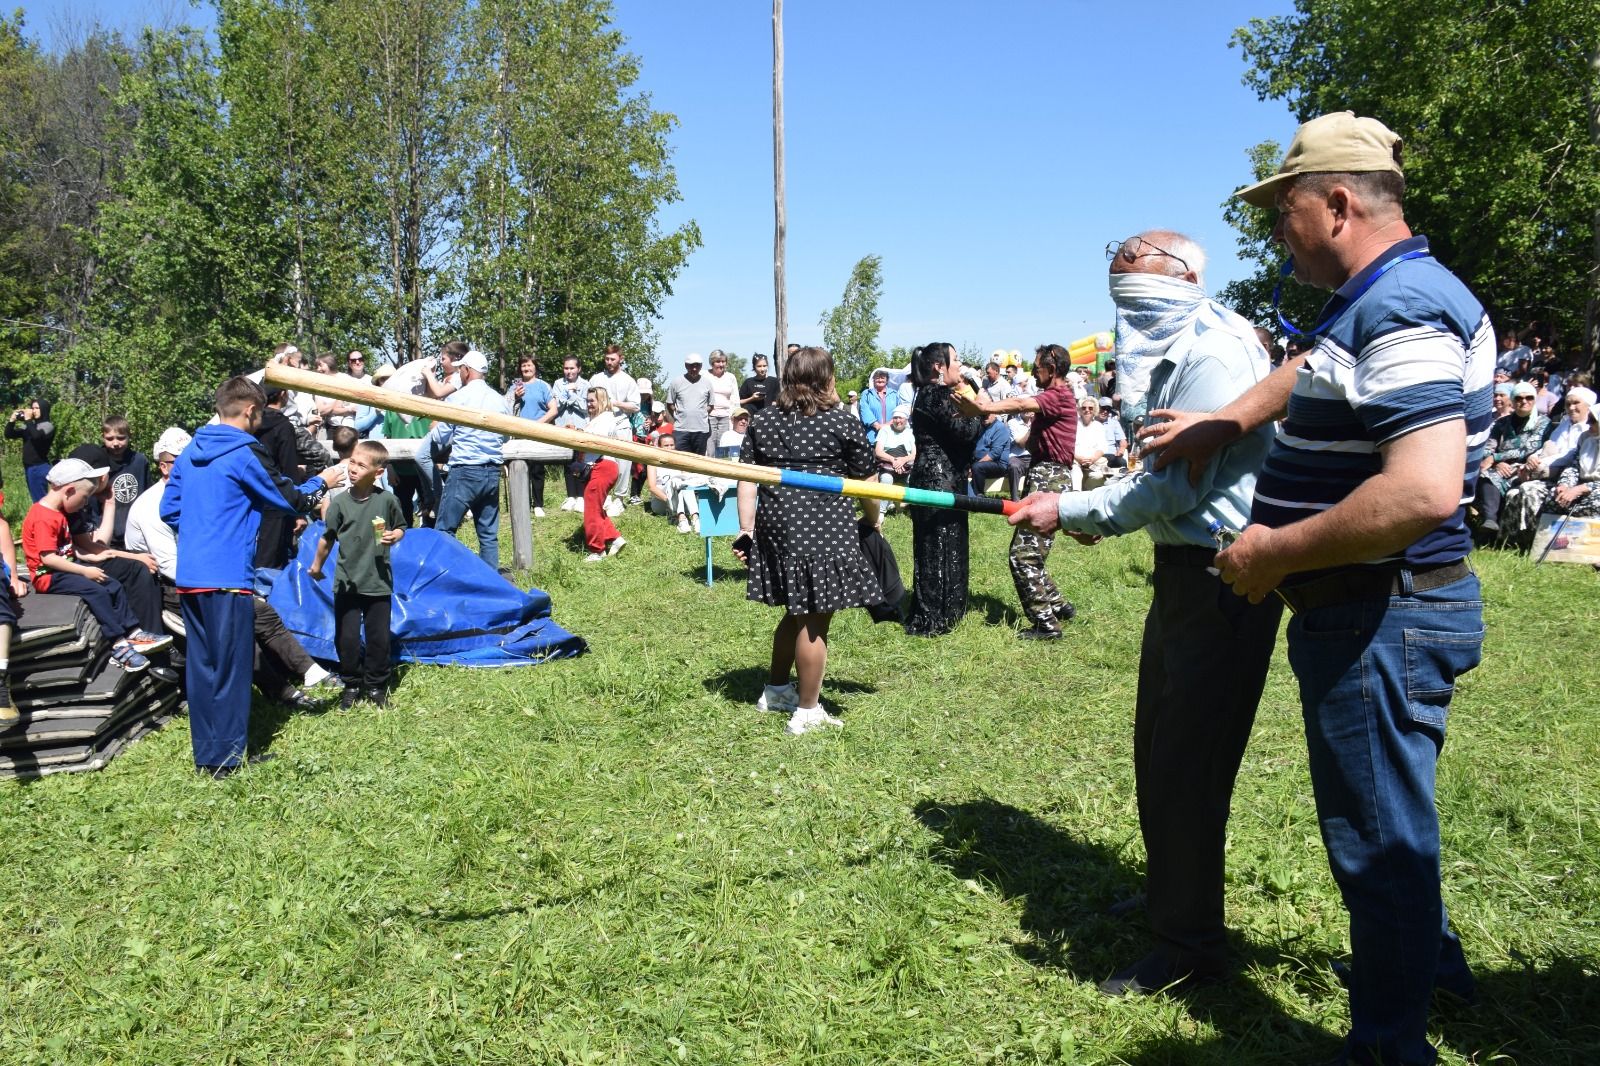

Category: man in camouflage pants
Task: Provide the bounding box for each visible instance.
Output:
[954,343,1078,638]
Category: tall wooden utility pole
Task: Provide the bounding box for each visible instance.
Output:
[772,0,788,374]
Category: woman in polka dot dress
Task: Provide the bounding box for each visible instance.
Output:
[734,346,883,735]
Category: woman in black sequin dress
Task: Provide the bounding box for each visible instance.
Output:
[905,342,982,636]
[734,347,883,734]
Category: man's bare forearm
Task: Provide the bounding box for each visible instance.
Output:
[1213,355,1302,438]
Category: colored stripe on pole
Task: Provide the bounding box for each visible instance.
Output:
[779,470,844,494]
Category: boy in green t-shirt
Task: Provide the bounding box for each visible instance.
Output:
[308,441,406,709]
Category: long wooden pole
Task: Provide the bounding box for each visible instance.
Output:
[772,0,787,373]
[263,364,1018,516]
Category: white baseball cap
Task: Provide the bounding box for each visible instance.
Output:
[460,349,489,373]
[47,457,110,486]
[153,427,193,460]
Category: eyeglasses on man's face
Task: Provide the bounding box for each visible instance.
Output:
[1106,236,1190,276]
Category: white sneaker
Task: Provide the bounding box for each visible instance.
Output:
[560,498,574,512]
[785,706,842,735]
[690,513,701,533]
[533,506,546,518]
[605,497,625,517]
[583,552,604,562]
[573,499,585,516]
[677,516,691,534]
[757,682,797,713]
[606,536,627,557]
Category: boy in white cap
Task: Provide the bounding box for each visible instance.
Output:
[21,458,173,672]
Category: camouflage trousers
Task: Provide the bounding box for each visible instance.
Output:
[1009,460,1074,627]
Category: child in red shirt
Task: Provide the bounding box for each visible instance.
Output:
[21,458,172,672]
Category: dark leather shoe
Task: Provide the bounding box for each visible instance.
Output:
[279,689,318,711]
[1106,891,1147,918]
[364,686,388,708]
[1098,950,1227,997]
[340,686,362,710]
[1330,958,1477,1007]
[1017,624,1064,641]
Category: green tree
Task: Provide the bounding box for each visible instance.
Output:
[818,253,883,384]
[217,0,389,358]
[456,0,698,386]
[1232,0,1600,360]
[0,12,45,399]
[1216,140,1328,333]
[0,15,132,407]
[86,26,268,437]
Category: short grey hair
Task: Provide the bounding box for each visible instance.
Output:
[1133,229,1206,287]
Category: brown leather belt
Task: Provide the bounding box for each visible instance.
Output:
[1276,560,1474,615]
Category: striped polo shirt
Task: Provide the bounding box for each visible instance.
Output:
[1251,237,1494,571]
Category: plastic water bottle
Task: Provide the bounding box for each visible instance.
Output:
[1206,520,1236,575]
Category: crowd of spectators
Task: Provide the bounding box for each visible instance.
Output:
[1468,330,1597,549]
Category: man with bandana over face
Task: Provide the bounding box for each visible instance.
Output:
[1001,229,1281,996]
[1141,113,1493,1066]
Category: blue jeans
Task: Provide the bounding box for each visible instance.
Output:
[434,463,502,569]
[25,463,50,502]
[1287,572,1483,1066]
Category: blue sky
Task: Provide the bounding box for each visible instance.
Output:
[23,0,1303,365]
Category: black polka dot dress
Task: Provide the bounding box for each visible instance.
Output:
[740,405,884,615]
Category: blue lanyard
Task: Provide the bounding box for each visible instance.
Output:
[1273,248,1430,338]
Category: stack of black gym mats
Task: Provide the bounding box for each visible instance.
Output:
[2,592,182,779]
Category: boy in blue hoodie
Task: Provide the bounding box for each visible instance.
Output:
[161,377,343,778]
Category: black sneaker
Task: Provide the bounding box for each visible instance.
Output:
[0,674,18,727]
[340,686,362,710]
[364,686,388,708]
[1017,623,1064,641]
[280,689,318,711]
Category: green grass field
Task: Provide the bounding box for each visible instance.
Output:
[2,454,1598,1064]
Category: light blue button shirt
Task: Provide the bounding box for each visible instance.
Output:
[431,377,509,466]
[1058,324,1270,548]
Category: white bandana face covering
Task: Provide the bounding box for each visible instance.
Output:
[1109,273,1208,408]
[1108,272,1267,407]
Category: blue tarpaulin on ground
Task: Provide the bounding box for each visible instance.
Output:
[267,524,587,667]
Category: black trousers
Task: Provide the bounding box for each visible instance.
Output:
[1134,554,1282,968]
[334,591,392,689]
[676,430,710,459]
[1473,476,1504,525]
[524,461,547,508]
[969,459,1007,494]
[255,597,316,698]
[388,459,431,527]
[98,556,164,634]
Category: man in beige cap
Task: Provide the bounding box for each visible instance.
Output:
[1141,112,1495,1066]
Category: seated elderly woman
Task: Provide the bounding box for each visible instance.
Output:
[1547,405,1600,511]
[1071,396,1110,491]
[873,404,916,516]
[645,432,710,533]
[1506,404,1600,545]
[1471,381,1550,537]
[1501,385,1595,547]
